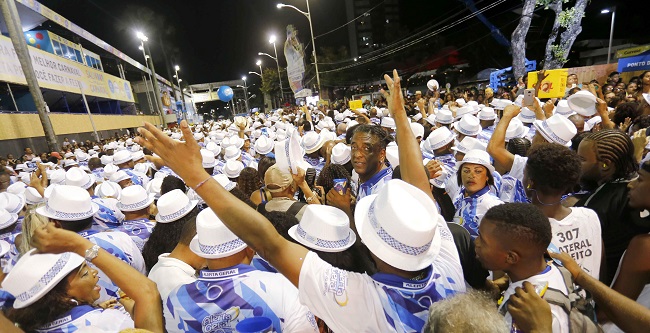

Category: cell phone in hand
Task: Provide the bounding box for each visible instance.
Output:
[523,88,535,106]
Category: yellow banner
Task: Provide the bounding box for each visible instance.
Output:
[616,45,650,59]
[0,34,134,102]
[527,69,568,99]
[349,100,363,110]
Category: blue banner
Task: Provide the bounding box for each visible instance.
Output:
[618,51,650,73]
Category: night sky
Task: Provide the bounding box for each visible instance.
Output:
[35,0,650,86]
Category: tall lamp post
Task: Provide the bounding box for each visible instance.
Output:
[277,1,321,96]
[137,31,166,127]
[601,7,616,64]
[260,34,285,105]
[173,65,187,121]
[240,76,250,115]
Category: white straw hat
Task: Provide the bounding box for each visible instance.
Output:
[458,149,495,175]
[36,185,99,221]
[1,250,84,308]
[223,160,245,179]
[254,136,274,155]
[505,118,528,142]
[301,131,325,154]
[116,185,154,212]
[0,209,18,229]
[435,109,454,124]
[355,180,442,271]
[190,207,247,259]
[567,90,597,117]
[289,205,356,252]
[426,127,455,151]
[155,189,198,223]
[224,145,242,161]
[65,167,96,190]
[331,143,351,165]
[453,115,481,137]
[201,149,218,168]
[451,137,487,155]
[532,114,577,147]
[0,192,25,215]
[112,150,132,165]
[95,181,122,199]
[24,187,45,205]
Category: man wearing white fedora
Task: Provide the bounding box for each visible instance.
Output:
[165,207,316,332]
[115,185,156,251]
[112,150,150,188]
[488,102,577,204]
[134,70,464,333]
[36,185,145,303]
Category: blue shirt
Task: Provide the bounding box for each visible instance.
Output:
[165,264,317,332]
[357,167,393,200]
[453,186,504,238]
[115,218,155,252]
[34,304,133,332]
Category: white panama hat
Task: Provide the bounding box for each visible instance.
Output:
[457,149,496,175]
[1,250,84,308]
[289,205,356,252]
[532,114,577,147]
[155,189,198,223]
[65,167,96,190]
[567,90,597,117]
[331,143,351,165]
[0,192,25,215]
[36,185,99,221]
[190,207,247,259]
[355,180,442,271]
[116,185,154,212]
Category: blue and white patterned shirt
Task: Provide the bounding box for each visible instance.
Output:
[498,154,529,203]
[115,218,156,252]
[453,186,504,238]
[34,304,133,333]
[357,167,393,201]
[165,264,317,333]
[297,216,465,332]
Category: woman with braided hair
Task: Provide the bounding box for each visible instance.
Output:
[575,129,650,284]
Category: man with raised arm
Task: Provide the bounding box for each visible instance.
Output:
[135,70,465,333]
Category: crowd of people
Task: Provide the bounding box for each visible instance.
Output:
[0,69,649,332]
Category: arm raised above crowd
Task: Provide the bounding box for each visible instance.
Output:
[487,104,521,174]
[550,251,650,333]
[135,121,308,287]
[31,224,163,333]
[381,69,434,202]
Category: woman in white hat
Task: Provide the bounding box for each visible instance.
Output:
[142,189,199,272]
[2,224,162,332]
[452,150,504,238]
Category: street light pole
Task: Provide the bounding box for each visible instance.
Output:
[1,0,59,152]
[601,7,616,64]
[139,43,156,116]
[277,1,321,96]
[241,76,250,115]
[138,32,166,128]
[174,65,187,121]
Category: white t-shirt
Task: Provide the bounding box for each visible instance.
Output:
[549,207,602,280]
[297,218,466,332]
[499,265,570,333]
[148,253,197,301]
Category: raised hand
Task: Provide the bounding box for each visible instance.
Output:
[379,69,406,118]
[425,159,443,179]
[507,281,553,333]
[632,129,648,163]
[31,223,92,255]
[503,104,522,119]
[619,117,632,132]
[135,120,207,188]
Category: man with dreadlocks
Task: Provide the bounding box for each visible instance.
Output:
[575,129,650,284]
